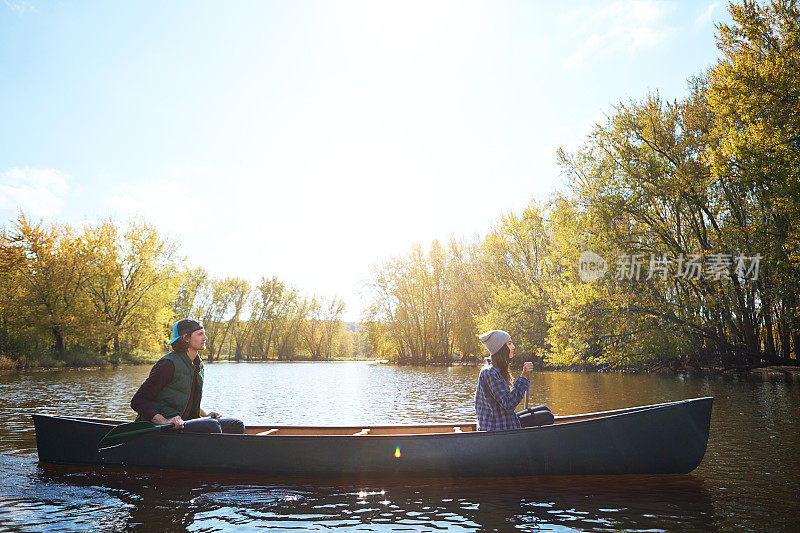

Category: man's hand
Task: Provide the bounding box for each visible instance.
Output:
[153,414,184,429]
[521,362,534,380]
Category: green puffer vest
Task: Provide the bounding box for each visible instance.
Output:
[148,351,204,420]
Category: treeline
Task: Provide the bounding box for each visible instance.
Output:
[0,215,364,367]
[172,269,363,362]
[365,0,800,369]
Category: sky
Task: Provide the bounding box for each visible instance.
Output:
[1,0,730,321]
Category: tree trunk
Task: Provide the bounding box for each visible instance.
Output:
[266,323,275,360]
[52,326,64,355]
[207,343,215,362]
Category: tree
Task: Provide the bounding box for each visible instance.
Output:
[0,214,93,355]
[83,219,179,356]
[365,241,468,364]
[172,267,209,320]
[272,291,307,360]
[448,238,483,361]
[705,0,800,361]
[477,203,553,364]
[320,297,345,359]
[249,276,285,359]
[202,278,234,361]
[302,297,324,359]
[218,277,250,360]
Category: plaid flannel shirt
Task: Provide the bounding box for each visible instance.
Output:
[475,360,529,431]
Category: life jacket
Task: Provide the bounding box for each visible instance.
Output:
[149,351,204,420]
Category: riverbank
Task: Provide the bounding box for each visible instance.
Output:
[607,362,800,379]
[0,350,162,372]
[545,359,800,379]
[365,358,800,380]
[4,350,797,380]
[0,352,382,372]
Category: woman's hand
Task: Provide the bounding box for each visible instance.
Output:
[521,362,534,379]
[153,414,184,429]
[200,408,222,419]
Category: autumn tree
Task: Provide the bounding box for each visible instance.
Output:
[365,241,470,364]
[202,278,234,361]
[172,267,210,321]
[477,203,554,363]
[0,214,93,356]
[83,219,179,356]
[705,0,800,361]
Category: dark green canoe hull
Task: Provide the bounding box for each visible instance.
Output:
[33,397,712,478]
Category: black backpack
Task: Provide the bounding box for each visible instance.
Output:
[517,404,554,427]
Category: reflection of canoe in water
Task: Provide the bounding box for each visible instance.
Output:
[33,397,712,478]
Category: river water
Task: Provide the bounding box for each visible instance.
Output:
[0,361,798,532]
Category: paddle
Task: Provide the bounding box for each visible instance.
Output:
[97,420,174,450]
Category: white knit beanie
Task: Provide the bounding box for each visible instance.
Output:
[478,330,511,356]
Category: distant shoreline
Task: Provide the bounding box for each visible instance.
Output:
[3,357,798,379]
[0,354,383,373]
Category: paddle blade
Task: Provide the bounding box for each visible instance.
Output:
[97,421,171,450]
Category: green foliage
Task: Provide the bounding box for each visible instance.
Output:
[365,239,480,364]
[477,203,552,362]
[302,296,346,360]
[705,0,800,361]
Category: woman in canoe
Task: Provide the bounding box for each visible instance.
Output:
[131,318,245,434]
[475,330,533,431]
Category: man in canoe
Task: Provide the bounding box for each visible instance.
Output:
[475,330,534,431]
[131,318,245,434]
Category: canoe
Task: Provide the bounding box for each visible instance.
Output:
[32,397,712,478]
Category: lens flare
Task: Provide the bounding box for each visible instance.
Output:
[394,446,401,458]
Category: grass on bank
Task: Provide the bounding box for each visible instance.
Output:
[0,349,162,371]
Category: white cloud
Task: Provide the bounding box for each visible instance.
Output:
[0,167,71,217]
[695,2,719,26]
[564,0,677,66]
[3,0,35,15]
